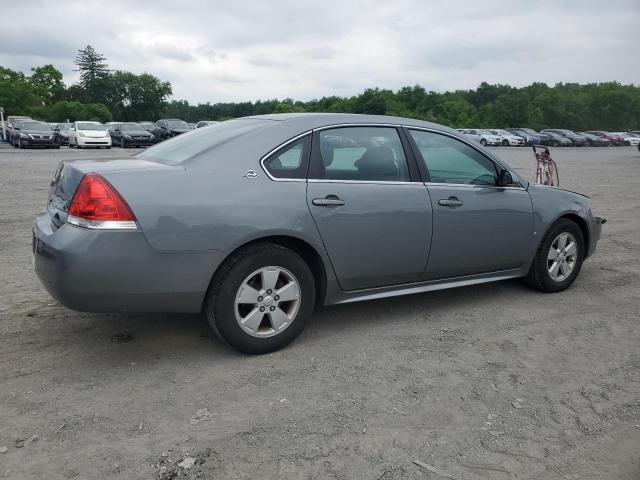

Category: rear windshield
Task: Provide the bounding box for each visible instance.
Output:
[136,119,268,165]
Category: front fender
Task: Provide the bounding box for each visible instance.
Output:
[527,184,594,258]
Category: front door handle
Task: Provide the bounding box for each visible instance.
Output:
[312,195,345,207]
[438,196,464,207]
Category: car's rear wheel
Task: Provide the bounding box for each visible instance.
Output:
[525,219,584,292]
[480,139,487,146]
[205,243,315,354]
[502,139,509,147]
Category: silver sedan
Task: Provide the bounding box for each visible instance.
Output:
[33,113,605,353]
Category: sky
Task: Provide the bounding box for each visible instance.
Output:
[1,0,639,104]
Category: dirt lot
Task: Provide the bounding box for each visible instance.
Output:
[0,144,639,479]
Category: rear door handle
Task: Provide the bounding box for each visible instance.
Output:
[438,196,464,207]
[312,196,345,207]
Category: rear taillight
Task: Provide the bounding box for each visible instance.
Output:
[67,173,137,230]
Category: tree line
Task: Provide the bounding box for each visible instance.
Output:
[1,45,639,130]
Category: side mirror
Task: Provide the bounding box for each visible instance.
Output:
[498,170,514,187]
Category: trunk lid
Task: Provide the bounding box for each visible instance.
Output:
[47,158,175,228]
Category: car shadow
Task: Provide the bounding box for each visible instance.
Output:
[33,278,533,370]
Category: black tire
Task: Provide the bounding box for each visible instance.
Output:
[624,141,630,146]
[552,140,560,147]
[480,139,487,146]
[120,137,126,148]
[524,218,584,293]
[205,243,315,354]
[502,139,509,147]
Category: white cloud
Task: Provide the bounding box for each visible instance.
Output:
[0,0,638,103]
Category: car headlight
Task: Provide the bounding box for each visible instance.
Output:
[149,134,155,139]
[124,135,132,139]
[20,133,29,138]
[79,132,86,137]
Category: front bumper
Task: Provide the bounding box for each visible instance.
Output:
[33,212,223,313]
[20,137,58,147]
[77,136,111,147]
[586,216,606,258]
[123,137,154,146]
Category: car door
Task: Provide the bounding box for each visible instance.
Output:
[406,128,533,280]
[306,126,432,291]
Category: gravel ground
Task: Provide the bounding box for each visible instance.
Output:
[0,144,639,480]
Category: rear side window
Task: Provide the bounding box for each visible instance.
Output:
[263,135,310,179]
[312,127,410,182]
[409,130,498,185]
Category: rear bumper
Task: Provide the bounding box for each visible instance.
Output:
[33,212,223,313]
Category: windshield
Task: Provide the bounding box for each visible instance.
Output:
[22,121,52,131]
[137,119,267,165]
[166,120,189,129]
[77,123,106,131]
[121,124,145,132]
[479,129,495,135]
[57,123,71,131]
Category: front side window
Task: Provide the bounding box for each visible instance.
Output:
[263,135,310,179]
[313,127,410,182]
[409,130,498,185]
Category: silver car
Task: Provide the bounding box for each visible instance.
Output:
[33,114,605,353]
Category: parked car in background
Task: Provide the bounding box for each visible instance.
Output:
[513,128,551,145]
[11,120,60,149]
[68,121,112,149]
[53,123,73,145]
[542,131,573,147]
[6,116,32,146]
[109,123,155,148]
[33,113,605,353]
[487,129,525,146]
[585,131,624,146]
[614,132,640,146]
[456,128,501,146]
[196,121,219,128]
[506,128,542,146]
[578,132,611,147]
[187,123,196,129]
[151,119,191,141]
[541,129,587,146]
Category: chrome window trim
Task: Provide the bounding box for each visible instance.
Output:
[260,123,522,187]
[308,179,424,186]
[425,182,526,191]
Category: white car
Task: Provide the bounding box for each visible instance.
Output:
[614,132,640,146]
[456,128,502,146]
[68,121,112,149]
[488,129,526,146]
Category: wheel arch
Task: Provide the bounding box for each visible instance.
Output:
[554,213,590,259]
[201,235,328,312]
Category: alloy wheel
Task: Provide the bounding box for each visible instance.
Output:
[547,232,578,282]
[234,266,301,338]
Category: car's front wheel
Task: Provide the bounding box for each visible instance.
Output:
[525,219,584,292]
[205,243,315,354]
[480,139,487,146]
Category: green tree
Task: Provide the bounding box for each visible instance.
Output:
[29,65,65,106]
[73,45,110,104]
[108,71,172,121]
